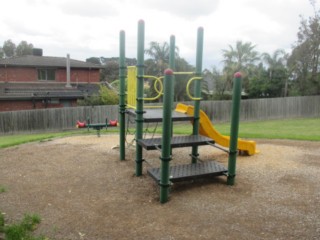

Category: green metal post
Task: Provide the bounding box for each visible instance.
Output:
[119,30,126,160]
[169,35,175,69]
[191,27,204,163]
[160,69,174,203]
[227,72,243,185]
[135,20,145,176]
[169,35,175,155]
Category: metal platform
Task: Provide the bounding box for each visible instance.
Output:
[147,160,227,183]
[136,135,214,150]
[126,108,193,123]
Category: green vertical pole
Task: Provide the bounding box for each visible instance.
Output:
[169,35,175,155]
[119,30,126,160]
[169,35,175,69]
[160,69,174,203]
[227,72,243,185]
[191,27,204,163]
[135,20,145,176]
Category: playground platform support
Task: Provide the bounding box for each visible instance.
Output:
[227,72,243,185]
[159,69,174,203]
[119,30,126,160]
[191,27,204,163]
[135,20,145,176]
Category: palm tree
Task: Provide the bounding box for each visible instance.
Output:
[262,49,286,79]
[222,41,259,72]
[262,49,288,96]
[222,41,260,92]
[144,41,181,101]
[145,41,179,75]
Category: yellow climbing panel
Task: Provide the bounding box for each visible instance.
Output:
[127,66,164,109]
[127,66,137,109]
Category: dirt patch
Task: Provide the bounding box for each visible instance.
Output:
[0,135,319,240]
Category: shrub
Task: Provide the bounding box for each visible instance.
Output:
[78,84,119,106]
[0,213,45,240]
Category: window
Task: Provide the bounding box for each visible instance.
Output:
[38,69,56,80]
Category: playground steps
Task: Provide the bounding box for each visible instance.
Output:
[147,160,227,183]
[136,135,214,150]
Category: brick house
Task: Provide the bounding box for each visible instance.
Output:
[0,54,102,112]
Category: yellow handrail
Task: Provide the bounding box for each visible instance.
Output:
[173,72,195,75]
[186,76,203,101]
[127,66,202,108]
[142,75,163,101]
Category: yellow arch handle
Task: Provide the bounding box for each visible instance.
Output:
[142,75,163,101]
[186,76,203,101]
[153,76,164,95]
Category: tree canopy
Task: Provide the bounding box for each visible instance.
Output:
[1,39,34,58]
[288,2,320,95]
[2,40,16,58]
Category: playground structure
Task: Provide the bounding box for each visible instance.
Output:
[76,118,118,137]
[118,20,256,203]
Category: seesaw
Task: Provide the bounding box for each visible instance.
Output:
[76,118,118,137]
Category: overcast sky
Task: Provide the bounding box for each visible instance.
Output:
[0,0,318,69]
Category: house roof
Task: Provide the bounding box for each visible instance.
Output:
[0,55,103,69]
[0,82,100,100]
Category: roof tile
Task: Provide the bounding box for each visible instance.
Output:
[0,55,103,69]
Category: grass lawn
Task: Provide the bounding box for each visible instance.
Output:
[0,117,319,148]
[0,130,87,149]
[215,117,320,141]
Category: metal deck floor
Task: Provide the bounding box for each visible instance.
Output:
[126,108,193,123]
[136,135,214,150]
[147,160,227,183]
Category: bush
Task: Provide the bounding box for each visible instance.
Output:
[100,85,119,105]
[0,213,45,240]
[78,84,119,106]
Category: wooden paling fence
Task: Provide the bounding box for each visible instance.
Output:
[0,96,319,134]
[199,95,320,122]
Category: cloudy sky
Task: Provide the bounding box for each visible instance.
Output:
[0,0,317,69]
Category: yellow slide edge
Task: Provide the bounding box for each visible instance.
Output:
[175,103,259,155]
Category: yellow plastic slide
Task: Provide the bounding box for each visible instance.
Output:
[175,103,258,155]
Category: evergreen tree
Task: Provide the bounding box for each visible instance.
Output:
[288,1,320,95]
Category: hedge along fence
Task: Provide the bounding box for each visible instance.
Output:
[0,95,319,134]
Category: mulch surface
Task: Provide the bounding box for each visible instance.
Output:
[0,135,319,240]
